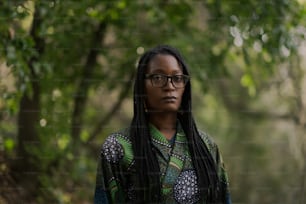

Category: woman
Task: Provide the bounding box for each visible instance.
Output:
[94,45,231,203]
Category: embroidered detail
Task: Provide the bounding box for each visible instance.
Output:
[173,170,200,204]
[102,135,124,164]
[117,134,131,144]
[152,138,172,148]
[171,153,185,161]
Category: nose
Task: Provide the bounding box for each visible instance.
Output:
[164,77,175,89]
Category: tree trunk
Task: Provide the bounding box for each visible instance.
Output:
[15,78,41,199]
[13,3,44,200]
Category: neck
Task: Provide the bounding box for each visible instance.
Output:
[149,112,177,140]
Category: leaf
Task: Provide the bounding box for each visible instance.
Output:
[4,138,15,151]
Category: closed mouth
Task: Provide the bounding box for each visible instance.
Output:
[162,96,177,100]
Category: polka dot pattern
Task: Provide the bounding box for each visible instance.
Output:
[101,135,124,164]
[173,170,200,204]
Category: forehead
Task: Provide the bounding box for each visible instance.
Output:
[147,54,182,73]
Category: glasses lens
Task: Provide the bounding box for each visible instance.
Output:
[172,75,186,88]
[151,75,166,87]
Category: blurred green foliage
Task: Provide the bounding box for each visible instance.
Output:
[0,0,306,203]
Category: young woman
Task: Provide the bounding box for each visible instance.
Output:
[94,45,231,203]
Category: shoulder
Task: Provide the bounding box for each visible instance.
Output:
[198,130,220,162]
[100,127,132,164]
[105,127,131,143]
[198,130,217,152]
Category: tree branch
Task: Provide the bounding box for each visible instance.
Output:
[87,72,134,143]
[70,22,107,143]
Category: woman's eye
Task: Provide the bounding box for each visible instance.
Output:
[173,76,183,82]
[153,75,163,81]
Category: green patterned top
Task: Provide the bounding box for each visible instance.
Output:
[94,123,231,203]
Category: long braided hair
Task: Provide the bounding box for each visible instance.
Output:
[130,45,222,203]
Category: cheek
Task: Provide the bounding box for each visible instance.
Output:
[178,89,185,99]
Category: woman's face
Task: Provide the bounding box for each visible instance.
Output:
[145,54,185,113]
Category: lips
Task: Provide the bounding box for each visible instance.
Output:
[161,96,177,102]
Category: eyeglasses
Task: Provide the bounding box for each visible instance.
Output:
[145,74,190,88]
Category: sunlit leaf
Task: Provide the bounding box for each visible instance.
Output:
[4,138,15,151]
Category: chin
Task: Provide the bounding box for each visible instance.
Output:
[162,106,180,113]
[149,104,180,113]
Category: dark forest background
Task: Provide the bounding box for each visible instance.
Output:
[1,0,306,203]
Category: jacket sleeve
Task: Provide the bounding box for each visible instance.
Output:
[94,156,110,204]
[94,145,125,203]
[215,146,232,204]
[199,131,231,204]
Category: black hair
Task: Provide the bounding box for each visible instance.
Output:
[130,45,222,203]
